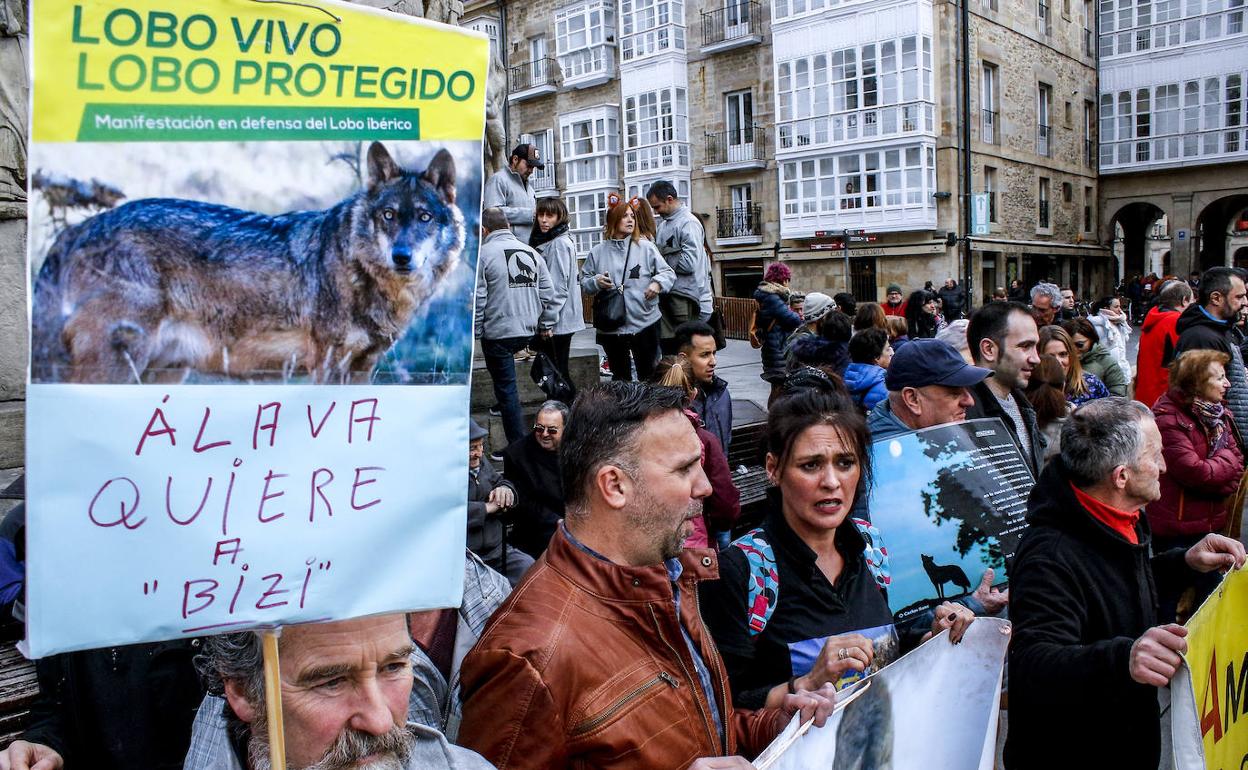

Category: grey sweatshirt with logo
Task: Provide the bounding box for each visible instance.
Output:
[475,229,557,340]
[655,204,709,303]
[482,166,536,243]
[580,237,676,335]
[536,233,587,336]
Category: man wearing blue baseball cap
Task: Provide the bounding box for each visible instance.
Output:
[866,338,993,441]
[862,337,1009,617]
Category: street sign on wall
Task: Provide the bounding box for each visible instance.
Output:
[972,193,990,236]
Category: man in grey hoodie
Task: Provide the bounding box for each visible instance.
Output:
[648,180,710,355]
[475,208,557,444]
[483,143,542,243]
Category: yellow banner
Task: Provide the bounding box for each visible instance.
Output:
[32,0,488,142]
[1185,567,1248,768]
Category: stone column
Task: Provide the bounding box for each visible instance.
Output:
[1170,192,1196,277]
[0,0,27,470]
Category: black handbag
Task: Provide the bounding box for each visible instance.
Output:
[529,351,576,403]
[591,240,632,333]
[704,238,727,350]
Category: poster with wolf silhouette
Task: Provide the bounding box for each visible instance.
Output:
[24,0,489,656]
[764,618,1010,770]
[865,419,1033,622]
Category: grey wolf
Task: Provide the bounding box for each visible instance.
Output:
[32,142,464,384]
[920,554,971,599]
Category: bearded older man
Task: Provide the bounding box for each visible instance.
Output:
[185,614,492,769]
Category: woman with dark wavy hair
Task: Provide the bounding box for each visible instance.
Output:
[701,386,973,710]
[903,290,938,339]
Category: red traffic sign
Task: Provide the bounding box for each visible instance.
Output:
[842,228,868,236]
[847,235,877,243]
[810,241,846,250]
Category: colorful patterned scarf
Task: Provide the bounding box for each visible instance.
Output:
[1192,398,1228,452]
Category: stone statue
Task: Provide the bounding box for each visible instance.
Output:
[347,0,507,176]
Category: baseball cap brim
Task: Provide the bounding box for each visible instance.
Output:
[934,362,993,388]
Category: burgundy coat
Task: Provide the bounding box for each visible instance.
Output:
[1149,390,1245,537]
[684,409,741,548]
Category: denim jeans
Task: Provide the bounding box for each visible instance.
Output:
[482,336,530,444]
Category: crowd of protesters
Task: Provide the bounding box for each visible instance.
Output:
[0,155,1245,770]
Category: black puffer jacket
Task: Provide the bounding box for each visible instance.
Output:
[1004,458,1198,770]
[753,282,803,383]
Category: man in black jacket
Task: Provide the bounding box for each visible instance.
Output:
[502,401,568,558]
[965,301,1045,476]
[468,419,533,585]
[1172,266,1248,430]
[1005,398,1245,770]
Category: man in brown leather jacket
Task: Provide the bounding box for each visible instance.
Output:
[458,382,835,769]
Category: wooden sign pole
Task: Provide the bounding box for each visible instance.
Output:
[262,629,287,769]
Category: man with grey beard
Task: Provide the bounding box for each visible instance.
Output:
[184,614,492,769]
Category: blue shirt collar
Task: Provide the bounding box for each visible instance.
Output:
[561,522,684,581]
[1198,305,1229,325]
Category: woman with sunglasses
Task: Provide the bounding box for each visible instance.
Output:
[1060,318,1128,396]
[1037,325,1109,405]
[581,195,675,382]
[700,383,974,710]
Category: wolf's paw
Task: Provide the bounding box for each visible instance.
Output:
[108,321,145,351]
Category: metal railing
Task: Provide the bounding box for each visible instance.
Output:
[530,161,557,192]
[981,109,998,144]
[777,100,932,150]
[701,1,763,48]
[1037,123,1051,157]
[508,57,561,93]
[1038,200,1050,228]
[716,204,763,239]
[705,126,768,166]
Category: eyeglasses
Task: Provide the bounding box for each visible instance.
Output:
[533,425,560,436]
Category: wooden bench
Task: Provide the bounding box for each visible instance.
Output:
[0,476,38,745]
[727,418,770,536]
[0,644,37,746]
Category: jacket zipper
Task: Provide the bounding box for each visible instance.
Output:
[569,671,679,737]
[1177,488,1185,521]
[648,604,719,750]
[693,586,730,755]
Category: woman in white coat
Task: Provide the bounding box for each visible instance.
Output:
[1088,296,1133,380]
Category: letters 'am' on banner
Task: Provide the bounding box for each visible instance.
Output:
[24,0,488,656]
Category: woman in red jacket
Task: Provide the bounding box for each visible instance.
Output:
[1150,348,1245,619]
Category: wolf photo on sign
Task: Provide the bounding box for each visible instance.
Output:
[28,139,482,385]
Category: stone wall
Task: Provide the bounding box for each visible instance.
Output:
[0,0,26,470]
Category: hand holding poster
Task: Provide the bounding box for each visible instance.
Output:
[866,419,1032,621]
[25,0,488,656]
[760,618,1011,770]
[1171,568,1248,769]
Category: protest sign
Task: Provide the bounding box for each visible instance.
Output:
[865,419,1033,621]
[1171,568,1248,769]
[761,617,1010,770]
[24,0,488,657]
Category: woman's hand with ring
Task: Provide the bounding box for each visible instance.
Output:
[796,633,874,691]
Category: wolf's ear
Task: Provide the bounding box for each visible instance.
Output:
[367,143,403,189]
[423,149,457,204]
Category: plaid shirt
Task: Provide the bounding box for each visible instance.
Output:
[183,552,510,768]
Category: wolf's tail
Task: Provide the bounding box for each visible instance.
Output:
[31,228,74,380]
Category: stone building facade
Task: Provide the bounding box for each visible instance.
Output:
[473,0,1104,306]
[0,0,27,470]
[1097,0,1248,278]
